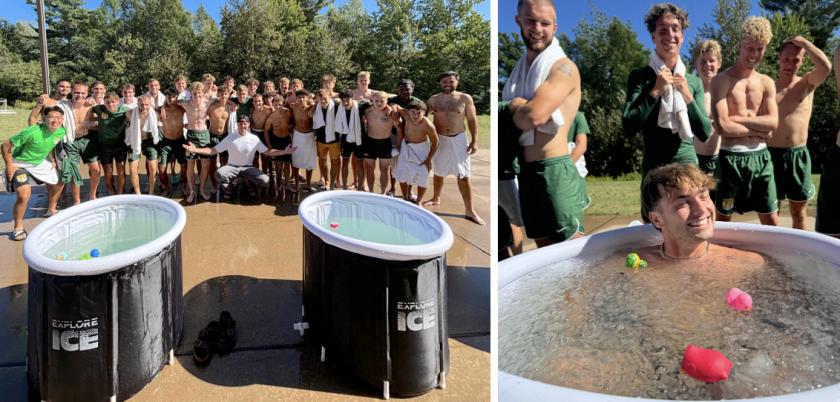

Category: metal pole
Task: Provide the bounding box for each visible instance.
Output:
[36,0,50,95]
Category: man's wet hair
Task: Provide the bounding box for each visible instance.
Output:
[405,99,427,111]
[42,105,64,117]
[295,89,310,98]
[643,3,689,34]
[640,163,717,224]
[439,71,459,81]
[398,78,415,87]
[164,87,179,97]
[338,90,353,99]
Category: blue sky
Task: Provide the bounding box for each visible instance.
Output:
[3,0,489,24]
[499,0,768,51]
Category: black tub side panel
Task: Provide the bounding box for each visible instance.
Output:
[323,243,389,389]
[27,239,183,402]
[388,257,447,395]
[115,245,171,399]
[27,270,115,402]
[302,228,450,396]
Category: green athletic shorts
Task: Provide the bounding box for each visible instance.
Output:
[816,144,840,235]
[74,132,100,164]
[697,154,718,176]
[769,145,815,202]
[141,137,160,161]
[715,148,778,215]
[186,129,211,160]
[518,155,585,242]
[159,137,187,166]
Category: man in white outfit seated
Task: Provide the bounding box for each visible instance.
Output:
[183,115,294,198]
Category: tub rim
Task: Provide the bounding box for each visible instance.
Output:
[23,194,187,276]
[499,221,840,402]
[298,190,454,261]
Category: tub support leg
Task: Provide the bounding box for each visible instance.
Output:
[383,381,390,400]
[109,395,116,402]
[168,349,175,365]
[320,346,326,362]
[438,370,447,389]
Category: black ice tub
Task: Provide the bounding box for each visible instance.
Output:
[297,191,454,399]
[22,195,187,402]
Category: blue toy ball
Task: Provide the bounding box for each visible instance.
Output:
[90,248,100,258]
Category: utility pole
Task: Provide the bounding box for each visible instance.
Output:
[36,0,50,95]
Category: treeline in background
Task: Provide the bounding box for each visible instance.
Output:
[0,0,490,113]
[500,0,840,177]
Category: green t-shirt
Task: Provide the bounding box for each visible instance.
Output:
[93,104,129,146]
[567,112,591,143]
[10,124,67,164]
[238,97,253,119]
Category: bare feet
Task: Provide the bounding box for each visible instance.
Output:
[200,191,212,201]
[465,212,485,226]
[422,198,441,207]
[185,192,196,204]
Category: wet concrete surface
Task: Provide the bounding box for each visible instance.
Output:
[0,150,490,401]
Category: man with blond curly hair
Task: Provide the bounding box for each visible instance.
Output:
[710,16,779,225]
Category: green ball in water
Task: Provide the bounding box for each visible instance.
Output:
[80,254,92,260]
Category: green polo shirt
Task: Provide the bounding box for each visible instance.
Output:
[622,65,711,175]
[92,104,130,146]
[10,124,67,164]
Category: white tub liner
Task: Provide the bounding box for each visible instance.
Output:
[23,195,187,276]
[499,222,840,402]
[298,191,453,261]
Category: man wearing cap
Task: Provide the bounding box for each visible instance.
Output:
[183,115,295,198]
[423,71,484,225]
[3,106,67,240]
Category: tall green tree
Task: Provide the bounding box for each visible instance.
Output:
[693,0,751,68]
[759,0,840,49]
[567,10,649,176]
[188,6,224,83]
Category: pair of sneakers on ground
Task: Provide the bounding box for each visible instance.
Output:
[193,310,237,366]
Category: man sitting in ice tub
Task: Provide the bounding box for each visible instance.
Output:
[183,115,295,199]
[638,163,765,269]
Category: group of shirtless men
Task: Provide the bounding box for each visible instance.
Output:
[501,1,840,255]
[25,70,485,225]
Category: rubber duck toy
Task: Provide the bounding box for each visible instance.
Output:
[725,288,753,311]
[55,252,68,261]
[681,344,732,383]
[625,252,648,272]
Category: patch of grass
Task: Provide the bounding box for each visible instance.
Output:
[0,108,30,142]
[477,114,489,149]
[585,174,823,216]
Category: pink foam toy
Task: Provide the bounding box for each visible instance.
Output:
[725,288,753,311]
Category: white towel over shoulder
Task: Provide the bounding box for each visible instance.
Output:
[125,109,160,156]
[649,54,693,140]
[56,100,76,144]
[501,37,567,146]
[313,101,336,143]
[334,102,362,145]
